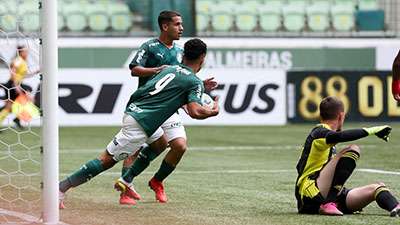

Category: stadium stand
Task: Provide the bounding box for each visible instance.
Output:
[196,0,390,36]
[0,0,393,36]
[358,0,379,10]
[331,0,355,31]
[306,1,330,32]
[0,0,132,34]
[259,0,283,31]
[109,3,132,32]
[20,0,40,32]
[356,9,385,31]
[62,1,88,32]
[0,0,18,32]
[210,1,236,32]
[282,0,306,32]
[86,2,109,32]
[236,1,259,32]
[59,0,132,33]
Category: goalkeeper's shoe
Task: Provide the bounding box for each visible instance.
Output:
[114,178,142,200]
[149,177,167,203]
[390,204,400,217]
[119,193,136,205]
[319,202,343,216]
[59,191,66,209]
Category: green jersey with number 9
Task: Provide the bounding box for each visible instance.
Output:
[125,64,204,136]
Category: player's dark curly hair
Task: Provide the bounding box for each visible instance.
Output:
[183,38,207,61]
[319,96,344,120]
[158,10,181,30]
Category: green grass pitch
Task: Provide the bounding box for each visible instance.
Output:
[5,123,400,225]
[55,124,400,225]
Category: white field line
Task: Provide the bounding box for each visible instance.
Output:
[357,168,400,175]
[59,168,400,177]
[0,168,393,177]
[59,144,379,153]
[59,169,294,176]
[0,207,69,225]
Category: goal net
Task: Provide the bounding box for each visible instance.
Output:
[0,0,43,223]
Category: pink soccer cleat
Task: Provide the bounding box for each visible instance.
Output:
[390,204,400,217]
[319,202,343,216]
[59,191,66,209]
[114,178,142,200]
[119,193,137,205]
[148,177,167,203]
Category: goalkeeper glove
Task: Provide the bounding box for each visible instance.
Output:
[392,79,400,101]
[363,125,392,142]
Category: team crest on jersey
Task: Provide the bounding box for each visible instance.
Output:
[176,52,183,63]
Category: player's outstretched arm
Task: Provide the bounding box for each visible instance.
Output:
[392,50,400,101]
[325,129,368,144]
[130,65,168,77]
[186,97,219,120]
[326,125,392,144]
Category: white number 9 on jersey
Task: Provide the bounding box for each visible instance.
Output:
[149,73,176,95]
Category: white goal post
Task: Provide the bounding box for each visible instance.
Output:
[40,0,59,224]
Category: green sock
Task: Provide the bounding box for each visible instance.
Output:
[122,146,158,183]
[121,166,129,177]
[154,160,175,182]
[59,158,104,193]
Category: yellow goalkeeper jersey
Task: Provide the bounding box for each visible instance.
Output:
[11,56,28,84]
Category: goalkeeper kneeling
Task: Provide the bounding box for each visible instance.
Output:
[295,96,400,216]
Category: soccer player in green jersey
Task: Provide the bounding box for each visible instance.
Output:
[295,96,400,216]
[59,38,219,209]
[118,10,217,205]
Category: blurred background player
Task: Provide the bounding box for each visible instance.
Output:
[391,50,400,101]
[295,96,400,216]
[118,10,217,205]
[0,45,38,129]
[59,38,219,209]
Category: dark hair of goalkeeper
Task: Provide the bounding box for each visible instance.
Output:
[319,96,344,120]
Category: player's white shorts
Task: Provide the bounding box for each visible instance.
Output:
[160,112,186,142]
[106,114,163,161]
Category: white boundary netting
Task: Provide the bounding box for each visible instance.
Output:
[0,0,42,223]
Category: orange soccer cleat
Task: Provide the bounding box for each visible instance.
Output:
[114,178,142,201]
[148,177,167,203]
